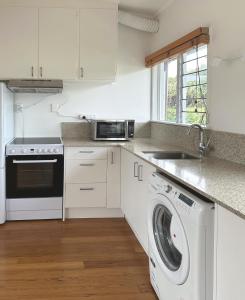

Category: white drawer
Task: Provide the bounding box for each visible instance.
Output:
[65,183,106,208]
[65,159,107,183]
[65,147,108,160]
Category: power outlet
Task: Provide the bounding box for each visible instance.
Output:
[51,104,60,112]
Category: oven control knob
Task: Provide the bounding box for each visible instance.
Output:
[54,148,59,153]
[43,149,48,153]
[37,149,42,153]
[22,149,27,154]
[10,149,16,154]
[48,149,54,153]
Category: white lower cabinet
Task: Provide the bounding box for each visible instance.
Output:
[214,205,245,300]
[65,183,106,208]
[121,149,155,253]
[107,147,121,208]
[64,147,121,218]
[66,159,107,183]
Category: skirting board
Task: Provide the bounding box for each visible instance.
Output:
[65,208,123,219]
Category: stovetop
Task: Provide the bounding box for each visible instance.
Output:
[6,137,63,156]
[10,137,62,145]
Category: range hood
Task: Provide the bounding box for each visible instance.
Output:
[7,80,63,94]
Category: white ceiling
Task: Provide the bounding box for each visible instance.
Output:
[119,0,173,16]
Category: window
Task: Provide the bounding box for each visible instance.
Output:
[151,44,208,125]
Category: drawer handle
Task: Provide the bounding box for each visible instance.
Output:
[80,164,95,167]
[111,151,114,164]
[138,165,143,182]
[79,151,94,154]
[134,162,139,177]
[80,188,94,191]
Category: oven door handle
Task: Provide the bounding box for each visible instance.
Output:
[13,159,58,164]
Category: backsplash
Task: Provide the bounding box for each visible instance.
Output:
[62,122,151,139]
[62,121,245,164]
[151,122,245,164]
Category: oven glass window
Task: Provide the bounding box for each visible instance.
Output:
[16,163,54,189]
[97,122,126,139]
[6,155,64,199]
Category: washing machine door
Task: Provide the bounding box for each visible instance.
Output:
[149,194,190,285]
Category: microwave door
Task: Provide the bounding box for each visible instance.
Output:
[96,122,126,140]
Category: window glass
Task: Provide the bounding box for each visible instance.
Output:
[152,44,208,126]
[166,58,178,122]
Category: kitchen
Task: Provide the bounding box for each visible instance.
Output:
[0,0,245,299]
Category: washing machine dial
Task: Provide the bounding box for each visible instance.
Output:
[165,185,172,193]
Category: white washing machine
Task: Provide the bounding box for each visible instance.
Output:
[148,173,214,300]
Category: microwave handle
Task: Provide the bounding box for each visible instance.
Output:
[13,159,58,164]
[125,120,129,139]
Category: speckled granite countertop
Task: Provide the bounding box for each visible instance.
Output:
[63,138,245,219]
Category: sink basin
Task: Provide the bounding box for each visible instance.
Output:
[142,151,199,160]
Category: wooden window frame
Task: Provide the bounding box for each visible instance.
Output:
[145,27,209,68]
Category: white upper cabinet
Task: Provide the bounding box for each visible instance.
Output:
[0,2,118,81]
[79,9,117,80]
[39,8,79,80]
[0,7,38,79]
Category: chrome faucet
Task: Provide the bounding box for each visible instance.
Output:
[187,124,209,157]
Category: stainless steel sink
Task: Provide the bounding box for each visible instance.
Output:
[142,151,199,160]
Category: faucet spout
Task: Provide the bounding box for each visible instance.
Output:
[187,124,207,157]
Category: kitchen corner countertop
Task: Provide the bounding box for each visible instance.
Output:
[63,138,245,219]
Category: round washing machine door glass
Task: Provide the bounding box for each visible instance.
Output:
[153,204,182,272]
[150,194,190,285]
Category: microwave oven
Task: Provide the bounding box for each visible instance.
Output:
[91,120,135,141]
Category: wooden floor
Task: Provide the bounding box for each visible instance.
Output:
[0,218,157,300]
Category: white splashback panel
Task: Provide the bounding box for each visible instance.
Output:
[15,25,151,137]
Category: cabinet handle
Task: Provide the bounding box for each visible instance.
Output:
[80,163,95,167]
[31,66,34,77]
[111,151,114,164]
[40,66,43,78]
[80,188,94,191]
[80,67,84,78]
[134,162,139,177]
[138,165,143,181]
[79,151,94,154]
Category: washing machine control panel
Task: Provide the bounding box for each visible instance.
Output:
[178,193,194,207]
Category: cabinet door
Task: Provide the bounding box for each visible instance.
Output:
[107,147,121,208]
[121,149,137,221]
[39,8,79,80]
[121,149,155,254]
[215,205,245,300]
[0,7,38,79]
[136,159,155,253]
[79,9,117,80]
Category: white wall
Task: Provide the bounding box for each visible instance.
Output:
[15,25,151,137]
[150,0,245,134]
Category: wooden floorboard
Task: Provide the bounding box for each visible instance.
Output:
[0,218,157,300]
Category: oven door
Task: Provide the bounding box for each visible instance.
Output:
[6,155,64,199]
[95,121,127,140]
